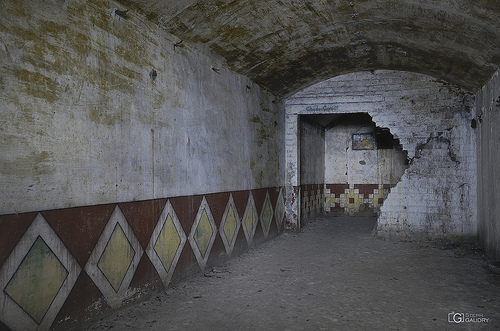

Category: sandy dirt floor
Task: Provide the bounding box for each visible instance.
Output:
[83,216,500,331]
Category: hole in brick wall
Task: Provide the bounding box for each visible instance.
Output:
[300,112,409,217]
[375,128,396,149]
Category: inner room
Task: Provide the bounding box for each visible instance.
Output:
[303,112,408,218]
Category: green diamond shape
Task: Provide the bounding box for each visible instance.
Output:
[194,209,213,258]
[154,214,181,272]
[4,236,68,324]
[262,199,272,231]
[275,198,284,228]
[223,205,238,245]
[98,224,135,292]
[245,206,257,236]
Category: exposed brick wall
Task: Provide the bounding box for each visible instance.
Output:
[378,127,476,239]
[286,70,477,240]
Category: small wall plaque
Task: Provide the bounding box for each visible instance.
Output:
[352,133,375,150]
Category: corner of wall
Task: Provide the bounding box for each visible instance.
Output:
[476,69,500,261]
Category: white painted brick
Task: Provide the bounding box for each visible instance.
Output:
[287,70,477,240]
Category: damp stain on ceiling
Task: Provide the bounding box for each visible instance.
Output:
[117,0,500,96]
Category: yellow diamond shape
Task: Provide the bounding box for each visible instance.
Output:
[98,224,135,292]
[245,206,257,236]
[194,209,213,258]
[154,214,181,272]
[262,199,272,231]
[223,205,238,245]
[5,236,68,324]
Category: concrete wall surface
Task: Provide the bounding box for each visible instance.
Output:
[300,118,325,185]
[286,70,477,239]
[476,70,500,261]
[0,1,285,329]
[0,0,284,215]
[299,118,325,221]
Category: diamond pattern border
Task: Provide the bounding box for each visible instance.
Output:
[84,206,143,308]
[219,194,241,256]
[146,200,186,288]
[188,197,217,270]
[0,187,287,329]
[260,191,274,238]
[242,192,258,244]
[0,213,81,331]
[275,188,285,231]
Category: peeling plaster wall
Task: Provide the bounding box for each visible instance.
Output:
[477,70,500,260]
[286,70,477,239]
[284,113,300,230]
[0,0,284,215]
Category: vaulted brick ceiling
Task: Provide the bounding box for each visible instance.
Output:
[118,0,500,96]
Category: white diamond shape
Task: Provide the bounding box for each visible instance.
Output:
[242,192,258,244]
[275,188,285,231]
[146,200,186,288]
[84,206,143,308]
[260,191,274,238]
[188,197,217,270]
[219,194,241,256]
[0,213,81,331]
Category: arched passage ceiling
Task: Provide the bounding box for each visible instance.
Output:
[118,0,500,97]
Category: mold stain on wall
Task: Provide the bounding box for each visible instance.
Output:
[13,69,60,103]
